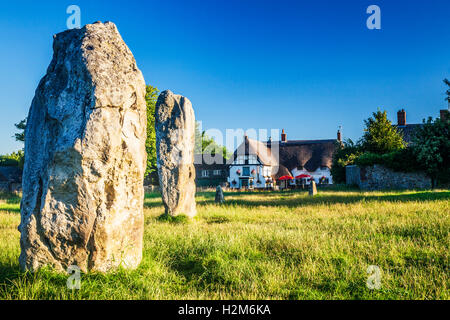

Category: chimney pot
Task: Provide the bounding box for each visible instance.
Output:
[281,129,287,142]
[397,109,406,126]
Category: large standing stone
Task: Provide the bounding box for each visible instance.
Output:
[19,22,147,272]
[155,90,196,217]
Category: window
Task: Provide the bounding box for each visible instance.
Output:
[213,170,221,176]
[243,167,250,176]
[234,155,244,165]
[201,170,209,177]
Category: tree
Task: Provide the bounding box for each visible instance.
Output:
[194,122,229,159]
[444,78,450,103]
[145,85,159,178]
[0,150,24,168]
[412,116,450,188]
[14,118,27,143]
[330,139,362,184]
[360,109,405,154]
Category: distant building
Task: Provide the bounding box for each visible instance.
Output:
[395,108,449,145]
[0,166,22,193]
[194,154,229,187]
[394,109,423,145]
[227,130,340,189]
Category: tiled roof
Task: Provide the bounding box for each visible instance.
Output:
[395,124,423,144]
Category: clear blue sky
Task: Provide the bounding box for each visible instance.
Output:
[0,0,449,154]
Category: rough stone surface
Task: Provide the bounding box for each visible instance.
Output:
[309,180,317,196]
[361,165,432,190]
[19,22,147,272]
[155,90,196,217]
[346,165,432,190]
[215,185,224,204]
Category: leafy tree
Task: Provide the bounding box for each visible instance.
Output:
[330,139,362,184]
[412,116,450,187]
[14,118,27,143]
[0,150,24,168]
[444,78,450,103]
[145,85,159,178]
[194,122,229,159]
[360,109,405,154]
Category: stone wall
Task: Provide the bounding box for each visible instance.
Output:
[346,164,431,190]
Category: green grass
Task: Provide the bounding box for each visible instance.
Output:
[0,188,448,300]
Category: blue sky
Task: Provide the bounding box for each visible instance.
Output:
[0,0,449,153]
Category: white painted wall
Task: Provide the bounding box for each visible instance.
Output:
[291,167,333,184]
[228,164,273,189]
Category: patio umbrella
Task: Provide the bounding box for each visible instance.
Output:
[278,175,293,181]
[295,174,311,179]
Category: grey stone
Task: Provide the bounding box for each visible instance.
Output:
[215,185,224,204]
[155,90,197,217]
[309,180,317,196]
[19,22,147,272]
[346,164,431,190]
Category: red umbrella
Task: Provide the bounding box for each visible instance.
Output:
[278,175,293,181]
[295,174,311,179]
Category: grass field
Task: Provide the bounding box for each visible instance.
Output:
[0,188,448,300]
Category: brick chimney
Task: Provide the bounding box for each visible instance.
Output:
[281,129,287,142]
[397,109,406,126]
[440,109,448,121]
[337,129,342,142]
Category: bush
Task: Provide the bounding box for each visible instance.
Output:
[330,140,362,184]
[355,148,424,173]
[0,151,24,168]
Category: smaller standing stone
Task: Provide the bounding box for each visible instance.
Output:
[309,179,317,196]
[215,185,224,204]
[155,90,197,217]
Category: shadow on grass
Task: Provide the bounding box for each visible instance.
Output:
[0,261,22,288]
[144,189,449,210]
[196,190,450,208]
[0,207,21,214]
[167,251,229,286]
[157,213,191,224]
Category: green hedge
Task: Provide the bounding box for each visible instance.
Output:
[0,151,24,168]
[355,148,424,173]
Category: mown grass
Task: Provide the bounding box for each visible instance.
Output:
[0,188,448,300]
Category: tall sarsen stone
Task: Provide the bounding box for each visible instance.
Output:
[155,90,197,218]
[19,22,147,272]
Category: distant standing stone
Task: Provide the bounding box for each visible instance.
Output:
[215,185,224,204]
[19,22,147,272]
[155,90,197,217]
[309,179,318,196]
